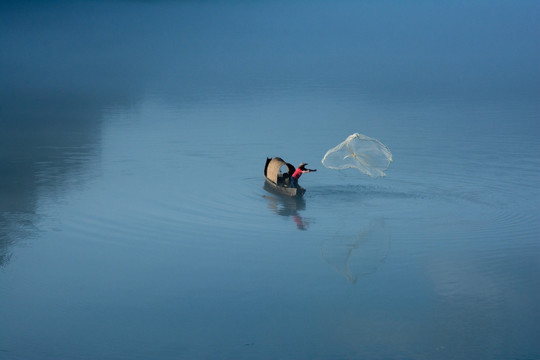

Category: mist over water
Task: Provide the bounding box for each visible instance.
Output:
[1,1,539,359]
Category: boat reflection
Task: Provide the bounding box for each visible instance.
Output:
[321,219,391,283]
[263,182,309,230]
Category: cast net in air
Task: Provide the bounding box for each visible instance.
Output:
[321,133,392,178]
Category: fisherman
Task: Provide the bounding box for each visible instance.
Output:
[290,163,314,188]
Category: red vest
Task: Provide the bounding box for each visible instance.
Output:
[292,168,303,180]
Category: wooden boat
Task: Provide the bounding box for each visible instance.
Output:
[264,157,305,197]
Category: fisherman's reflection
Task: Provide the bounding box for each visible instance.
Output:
[263,191,309,230]
[292,214,308,230]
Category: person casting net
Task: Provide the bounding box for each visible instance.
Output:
[321,133,393,178]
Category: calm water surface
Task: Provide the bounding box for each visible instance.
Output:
[1,1,539,359]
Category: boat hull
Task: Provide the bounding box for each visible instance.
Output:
[264,178,305,198]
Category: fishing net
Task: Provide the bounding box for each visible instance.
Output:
[321,133,392,177]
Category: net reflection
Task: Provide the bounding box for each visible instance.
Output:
[321,218,391,283]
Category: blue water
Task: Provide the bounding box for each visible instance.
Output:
[1,1,539,359]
